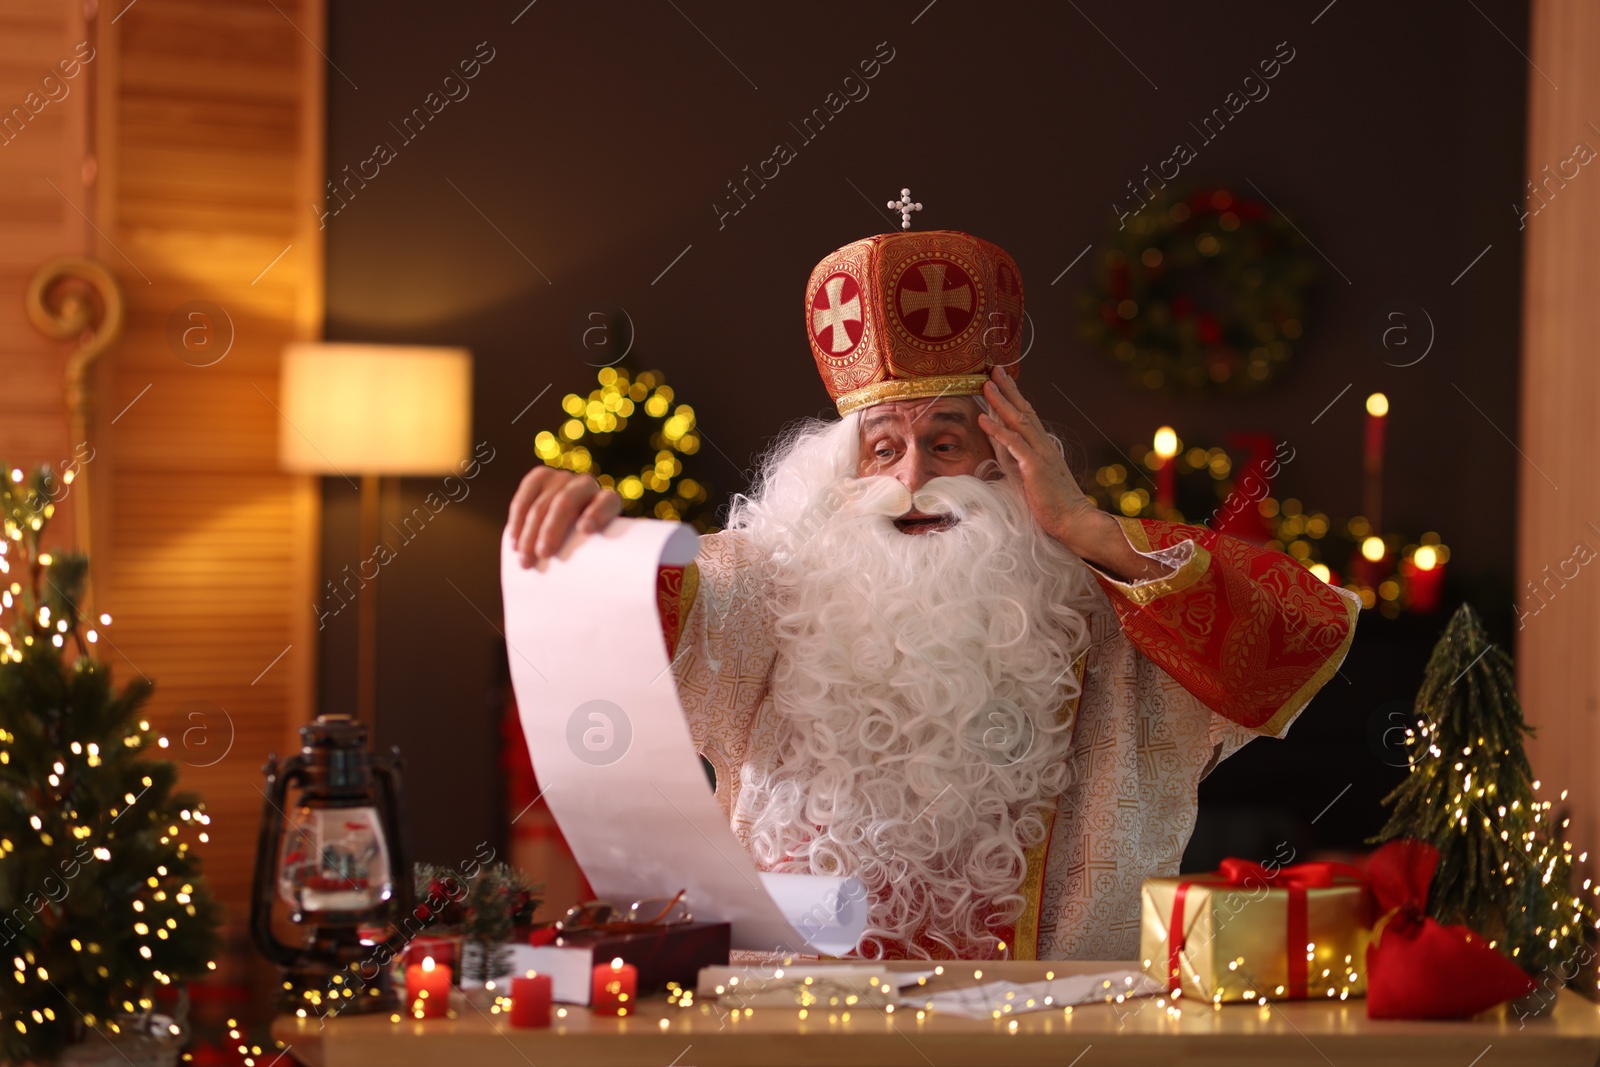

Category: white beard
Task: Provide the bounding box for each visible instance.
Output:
[727,413,1099,959]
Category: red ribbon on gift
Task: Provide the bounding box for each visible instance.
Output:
[1167,857,1367,998]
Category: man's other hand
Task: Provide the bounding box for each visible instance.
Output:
[507,467,623,567]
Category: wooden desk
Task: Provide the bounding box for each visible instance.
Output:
[272,961,1600,1067]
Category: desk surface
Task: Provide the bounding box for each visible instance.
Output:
[273,961,1600,1067]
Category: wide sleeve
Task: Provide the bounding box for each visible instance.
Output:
[652,530,777,810]
[1086,516,1361,738]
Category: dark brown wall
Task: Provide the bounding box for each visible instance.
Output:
[319,1,1530,864]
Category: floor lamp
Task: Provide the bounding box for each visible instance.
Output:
[278,342,473,729]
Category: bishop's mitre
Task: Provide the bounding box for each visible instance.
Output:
[805,229,1024,415]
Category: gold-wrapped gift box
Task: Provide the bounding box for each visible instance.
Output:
[1139,860,1374,1004]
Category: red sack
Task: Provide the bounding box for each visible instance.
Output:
[1365,839,1536,1019]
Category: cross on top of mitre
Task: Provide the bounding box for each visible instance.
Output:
[888,188,922,230]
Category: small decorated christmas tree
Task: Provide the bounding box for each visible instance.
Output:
[1371,604,1592,982]
[413,861,541,986]
[0,465,219,1063]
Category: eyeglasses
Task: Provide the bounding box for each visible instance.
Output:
[555,888,692,935]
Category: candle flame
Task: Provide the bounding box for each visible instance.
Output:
[611,957,624,969]
[1413,545,1439,571]
[1366,393,1389,417]
[422,957,435,972]
[1361,536,1385,563]
[1153,426,1178,460]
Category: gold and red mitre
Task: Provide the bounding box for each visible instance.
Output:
[805,228,1024,415]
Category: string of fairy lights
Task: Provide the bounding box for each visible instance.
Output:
[1400,723,1595,966]
[1370,607,1600,1001]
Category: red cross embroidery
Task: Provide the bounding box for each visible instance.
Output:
[897,260,974,340]
[811,273,864,356]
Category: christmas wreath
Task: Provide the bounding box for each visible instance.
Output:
[1079,186,1316,391]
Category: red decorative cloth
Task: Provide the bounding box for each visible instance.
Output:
[1364,839,1535,1019]
[656,564,687,656]
[1091,518,1360,736]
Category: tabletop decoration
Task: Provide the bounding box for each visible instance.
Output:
[412,861,542,988]
[1141,855,1372,1004]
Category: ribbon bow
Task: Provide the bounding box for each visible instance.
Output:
[1364,839,1535,1019]
[1168,857,1368,999]
[1215,857,1364,890]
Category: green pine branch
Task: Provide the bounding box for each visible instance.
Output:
[411,862,543,986]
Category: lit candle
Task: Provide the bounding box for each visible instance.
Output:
[1153,426,1179,515]
[405,955,452,1019]
[1356,533,1389,592]
[510,970,553,1028]
[1401,543,1447,613]
[591,956,637,1016]
[404,936,457,974]
[1363,393,1387,532]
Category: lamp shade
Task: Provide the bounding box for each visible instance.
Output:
[278,343,472,475]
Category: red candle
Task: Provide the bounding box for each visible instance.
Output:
[591,956,637,1016]
[1363,393,1387,531]
[509,971,553,1028]
[1153,426,1178,515]
[404,936,457,974]
[405,956,452,1018]
[1355,535,1388,593]
[1155,458,1175,515]
[1402,545,1446,613]
[1364,394,1387,465]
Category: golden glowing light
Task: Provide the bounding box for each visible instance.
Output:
[1361,536,1386,563]
[1413,545,1439,571]
[536,369,708,524]
[1153,426,1179,460]
[1366,392,1389,417]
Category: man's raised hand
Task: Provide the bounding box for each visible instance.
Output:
[507,467,623,568]
[976,367,1100,554]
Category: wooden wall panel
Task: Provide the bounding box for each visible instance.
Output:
[111,471,306,896]
[87,0,323,909]
[1517,2,1600,864]
[0,0,89,533]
